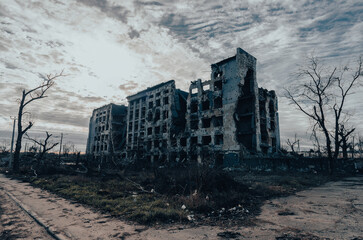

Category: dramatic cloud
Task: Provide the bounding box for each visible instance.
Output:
[1,0,362,151]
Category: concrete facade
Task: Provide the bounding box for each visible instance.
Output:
[86,48,280,166]
[86,103,127,156]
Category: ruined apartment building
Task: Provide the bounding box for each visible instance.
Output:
[86,103,127,156]
[126,80,188,163]
[86,48,280,165]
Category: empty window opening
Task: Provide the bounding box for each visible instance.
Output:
[214,80,222,91]
[214,116,223,127]
[163,110,169,119]
[215,134,223,145]
[164,89,169,94]
[154,109,160,122]
[162,140,167,148]
[156,99,161,107]
[155,126,160,134]
[190,101,198,113]
[156,92,161,97]
[147,111,153,122]
[129,112,133,120]
[163,96,169,105]
[141,107,146,118]
[149,101,153,108]
[214,96,222,109]
[190,119,199,130]
[180,137,187,147]
[154,140,159,148]
[134,123,138,131]
[202,100,210,111]
[202,118,211,128]
[147,127,152,135]
[203,84,210,91]
[149,94,154,98]
[191,88,198,94]
[135,111,139,119]
[202,136,211,145]
[162,123,167,133]
[147,141,152,150]
[214,71,223,79]
[191,136,198,145]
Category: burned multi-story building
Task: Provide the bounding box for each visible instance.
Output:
[184,48,280,165]
[86,48,280,166]
[86,103,127,156]
[126,80,188,164]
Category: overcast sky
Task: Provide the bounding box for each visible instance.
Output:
[1,0,362,152]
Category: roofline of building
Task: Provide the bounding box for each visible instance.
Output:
[126,80,175,100]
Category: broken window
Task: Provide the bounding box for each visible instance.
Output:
[134,123,138,131]
[156,99,161,107]
[147,141,152,150]
[215,134,223,145]
[155,126,160,134]
[135,111,139,120]
[162,140,168,148]
[154,109,160,122]
[164,89,169,94]
[214,80,222,91]
[129,112,133,120]
[163,96,169,105]
[154,140,159,148]
[202,136,211,145]
[149,102,154,109]
[202,100,210,111]
[203,84,210,91]
[191,88,198,95]
[214,96,222,109]
[141,107,146,118]
[106,124,109,130]
[213,116,223,127]
[163,110,169,119]
[128,134,132,143]
[202,118,211,128]
[147,111,153,122]
[190,119,198,130]
[149,94,154,98]
[156,92,161,97]
[162,123,167,133]
[180,137,186,147]
[147,127,152,135]
[190,100,198,113]
[129,123,133,131]
[191,136,198,145]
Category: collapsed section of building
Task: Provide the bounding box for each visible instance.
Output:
[86,48,280,166]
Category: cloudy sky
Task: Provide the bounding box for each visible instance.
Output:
[1,0,362,152]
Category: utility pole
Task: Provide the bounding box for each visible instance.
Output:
[9,116,17,168]
[58,133,63,161]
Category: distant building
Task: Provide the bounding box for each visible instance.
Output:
[126,80,188,164]
[86,103,127,156]
[87,48,280,166]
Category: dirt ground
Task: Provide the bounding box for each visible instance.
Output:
[0,174,362,240]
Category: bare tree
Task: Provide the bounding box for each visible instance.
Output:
[285,56,362,171]
[25,131,59,163]
[286,134,300,154]
[13,71,64,172]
